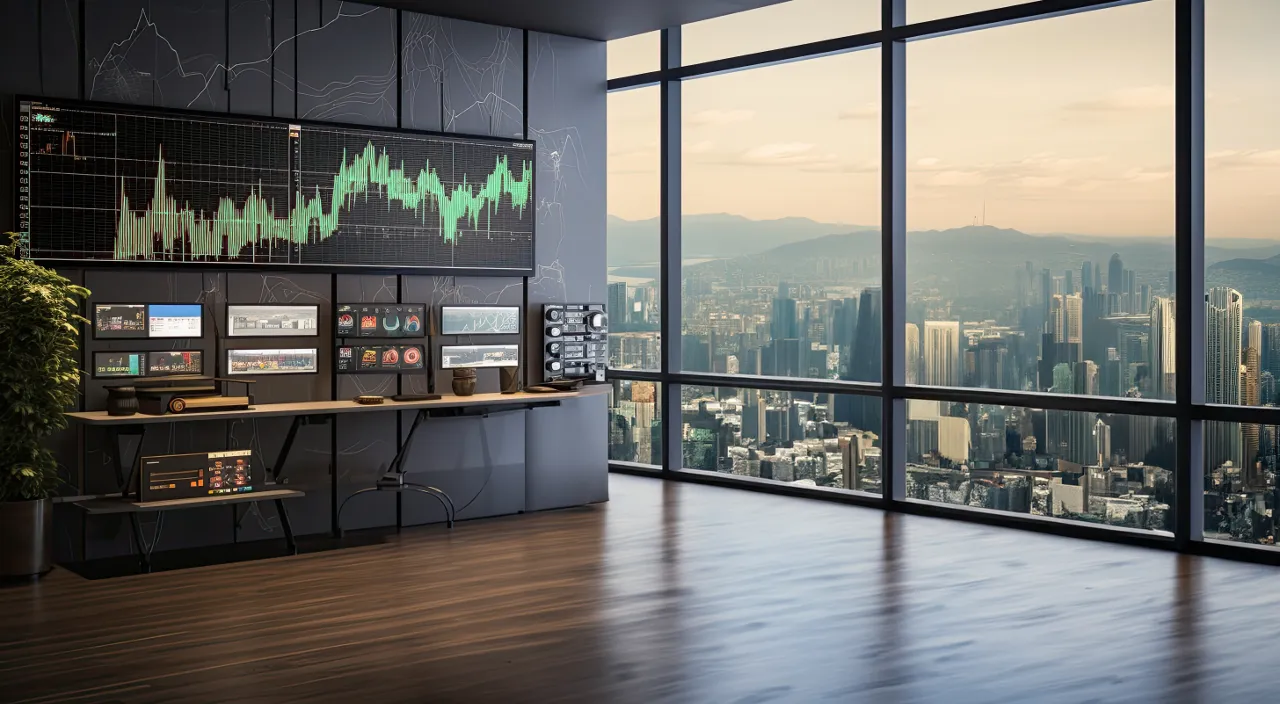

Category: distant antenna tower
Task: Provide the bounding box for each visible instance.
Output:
[982,201,987,226]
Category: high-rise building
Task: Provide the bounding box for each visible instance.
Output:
[924,321,962,387]
[771,296,798,341]
[1149,296,1176,400]
[1243,346,1261,476]
[1081,260,1094,294]
[905,323,920,385]
[608,281,628,326]
[1108,253,1124,300]
[1264,323,1280,379]
[1206,287,1243,470]
[836,288,882,431]
[1247,319,1263,361]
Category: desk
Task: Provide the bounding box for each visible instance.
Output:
[66,388,606,571]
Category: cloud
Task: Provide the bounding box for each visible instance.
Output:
[910,153,1170,193]
[1064,85,1175,112]
[686,140,716,155]
[838,103,879,120]
[740,142,824,165]
[688,109,754,127]
[1208,149,1280,170]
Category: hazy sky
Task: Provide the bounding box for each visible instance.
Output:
[606,0,1280,241]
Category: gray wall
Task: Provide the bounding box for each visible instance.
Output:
[0,0,606,561]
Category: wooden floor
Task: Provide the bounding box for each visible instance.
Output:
[2,474,1277,703]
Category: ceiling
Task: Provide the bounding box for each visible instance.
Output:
[363,0,791,41]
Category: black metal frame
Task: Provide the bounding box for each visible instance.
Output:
[605,0,1280,565]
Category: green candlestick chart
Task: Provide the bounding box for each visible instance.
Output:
[115,144,532,261]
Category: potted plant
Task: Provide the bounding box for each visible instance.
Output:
[0,233,88,579]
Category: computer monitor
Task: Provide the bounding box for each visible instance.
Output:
[227,304,319,337]
[147,304,203,338]
[440,344,519,369]
[439,306,521,335]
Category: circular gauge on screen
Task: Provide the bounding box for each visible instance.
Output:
[382,348,400,366]
[404,314,421,333]
[338,313,354,328]
[382,313,400,333]
[360,315,378,332]
[403,346,422,366]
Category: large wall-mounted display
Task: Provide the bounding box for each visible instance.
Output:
[17,98,535,273]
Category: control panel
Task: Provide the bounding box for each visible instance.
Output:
[542,303,607,382]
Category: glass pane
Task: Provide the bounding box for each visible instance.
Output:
[1205,1,1280,409]
[1204,421,1278,546]
[609,379,662,465]
[608,32,659,79]
[681,51,881,386]
[683,384,882,493]
[907,1,1037,24]
[682,0,878,66]
[906,399,1175,532]
[608,87,661,370]
[907,2,1175,399]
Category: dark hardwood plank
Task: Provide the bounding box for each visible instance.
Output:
[1,474,1276,702]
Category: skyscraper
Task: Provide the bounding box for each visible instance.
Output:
[905,323,920,385]
[1247,319,1263,361]
[836,288,882,431]
[608,281,628,326]
[1081,260,1094,294]
[1149,296,1176,400]
[924,320,961,387]
[1243,346,1261,478]
[1206,287,1243,470]
[1108,253,1124,300]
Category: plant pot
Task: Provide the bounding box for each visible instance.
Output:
[0,498,53,580]
[452,368,477,396]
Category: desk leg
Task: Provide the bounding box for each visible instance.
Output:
[107,425,149,572]
[274,498,297,555]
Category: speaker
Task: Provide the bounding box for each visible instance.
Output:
[499,366,520,394]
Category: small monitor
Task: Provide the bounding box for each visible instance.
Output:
[226,348,318,375]
[227,304,319,337]
[94,304,147,339]
[440,306,521,335]
[93,351,146,378]
[336,344,426,373]
[147,304,203,338]
[440,344,519,369]
[335,303,426,338]
[147,350,203,376]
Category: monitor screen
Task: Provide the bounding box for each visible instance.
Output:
[93,351,146,378]
[227,304,319,337]
[440,306,521,335]
[147,350,203,376]
[440,344,519,368]
[336,344,426,373]
[335,303,426,338]
[94,304,148,338]
[147,304,203,338]
[226,348,318,375]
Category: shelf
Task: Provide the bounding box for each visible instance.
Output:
[73,488,305,514]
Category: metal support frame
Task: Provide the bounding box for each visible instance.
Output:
[604,0,1280,565]
[335,408,457,535]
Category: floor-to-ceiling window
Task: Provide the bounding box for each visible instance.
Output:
[606,0,1279,562]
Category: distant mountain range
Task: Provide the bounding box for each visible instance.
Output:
[609,216,1280,304]
[607,213,877,266]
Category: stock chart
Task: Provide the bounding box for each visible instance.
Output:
[17,99,535,271]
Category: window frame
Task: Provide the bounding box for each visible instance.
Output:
[606,0,1280,565]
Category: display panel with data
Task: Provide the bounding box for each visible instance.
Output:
[93,303,203,339]
[439,306,521,335]
[93,352,146,378]
[227,304,319,337]
[17,98,535,273]
[440,344,519,368]
[335,304,426,338]
[226,348,318,375]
